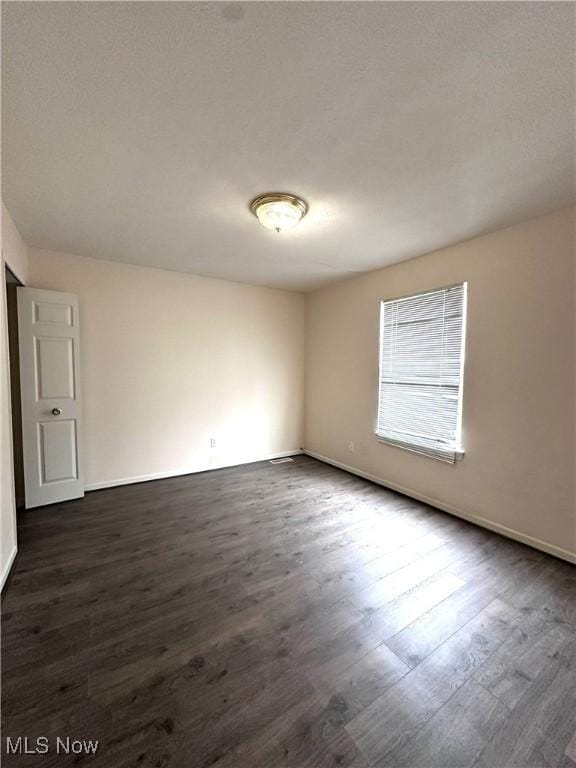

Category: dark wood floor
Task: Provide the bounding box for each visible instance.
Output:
[2,456,575,767]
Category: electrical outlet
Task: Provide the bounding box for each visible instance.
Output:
[210,437,217,449]
[347,441,355,453]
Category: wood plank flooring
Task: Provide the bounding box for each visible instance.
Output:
[2,455,575,767]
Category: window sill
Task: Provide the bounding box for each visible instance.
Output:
[374,433,465,463]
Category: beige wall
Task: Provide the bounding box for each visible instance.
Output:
[2,202,29,283]
[305,207,575,559]
[29,249,305,489]
[1,203,29,587]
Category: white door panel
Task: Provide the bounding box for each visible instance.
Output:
[32,300,73,326]
[18,288,84,507]
[36,337,76,400]
[38,420,78,483]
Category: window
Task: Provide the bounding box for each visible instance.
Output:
[377,283,467,463]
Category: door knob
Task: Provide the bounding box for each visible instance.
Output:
[51,408,62,416]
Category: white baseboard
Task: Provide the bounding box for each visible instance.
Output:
[0,546,17,591]
[85,449,303,492]
[304,450,576,565]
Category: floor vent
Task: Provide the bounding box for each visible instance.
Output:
[269,457,294,465]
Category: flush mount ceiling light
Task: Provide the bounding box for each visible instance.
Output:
[250,193,308,233]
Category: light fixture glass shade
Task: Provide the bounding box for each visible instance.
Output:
[250,193,308,233]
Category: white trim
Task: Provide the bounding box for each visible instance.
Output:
[85,450,303,491]
[304,450,576,565]
[1,546,17,591]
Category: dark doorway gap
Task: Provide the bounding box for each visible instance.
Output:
[5,266,25,508]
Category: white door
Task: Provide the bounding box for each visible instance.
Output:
[18,288,84,508]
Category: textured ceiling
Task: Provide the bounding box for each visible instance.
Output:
[2,2,575,291]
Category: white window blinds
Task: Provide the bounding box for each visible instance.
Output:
[377,283,467,463]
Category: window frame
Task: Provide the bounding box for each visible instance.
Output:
[375,282,468,463]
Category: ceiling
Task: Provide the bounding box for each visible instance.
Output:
[2,2,574,292]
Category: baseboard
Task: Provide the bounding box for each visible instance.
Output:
[0,546,18,591]
[304,450,576,565]
[85,449,303,492]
